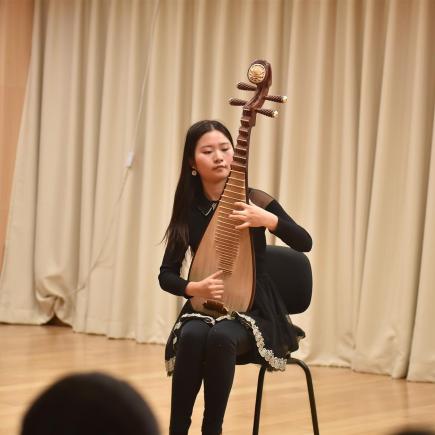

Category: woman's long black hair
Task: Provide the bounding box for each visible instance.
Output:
[163,120,234,260]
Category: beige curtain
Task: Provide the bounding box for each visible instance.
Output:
[0,0,34,268]
[0,0,434,382]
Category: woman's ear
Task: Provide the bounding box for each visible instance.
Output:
[188,158,195,170]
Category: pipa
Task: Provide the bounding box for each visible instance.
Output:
[189,60,286,317]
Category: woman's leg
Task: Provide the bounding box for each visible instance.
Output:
[201,320,255,435]
[170,320,210,435]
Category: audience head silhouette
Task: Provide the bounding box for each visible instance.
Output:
[21,372,159,435]
[391,428,435,435]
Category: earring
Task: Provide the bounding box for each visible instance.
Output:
[191,169,197,176]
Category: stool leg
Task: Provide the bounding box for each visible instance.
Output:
[288,358,320,435]
[253,365,267,435]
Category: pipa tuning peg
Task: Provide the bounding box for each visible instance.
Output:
[256,108,278,118]
[229,98,247,106]
[264,95,287,103]
[237,82,257,91]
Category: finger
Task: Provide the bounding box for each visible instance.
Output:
[234,201,247,208]
[233,201,247,211]
[210,284,224,291]
[229,213,245,221]
[235,222,250,230]
[211,291,224,299]
[232,206,249,213]
[210,270,224,278]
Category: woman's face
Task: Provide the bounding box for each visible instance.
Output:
[193,130,234,183]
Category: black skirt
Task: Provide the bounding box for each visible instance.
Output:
[164,271,304,375]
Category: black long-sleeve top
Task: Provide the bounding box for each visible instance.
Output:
[159,188,312,298]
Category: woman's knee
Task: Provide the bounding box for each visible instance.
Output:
[177,320,210,351]
[205,326,236,353]
[205,321,254,356]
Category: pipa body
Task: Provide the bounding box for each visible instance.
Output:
[189,168,255,317]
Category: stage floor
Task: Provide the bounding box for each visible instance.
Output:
[1,324,434,435]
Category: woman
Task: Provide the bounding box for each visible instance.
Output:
[159,120,312,435]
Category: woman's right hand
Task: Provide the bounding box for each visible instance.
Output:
[185,270,224,300]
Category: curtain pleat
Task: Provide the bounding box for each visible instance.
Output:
[0,0,434,381]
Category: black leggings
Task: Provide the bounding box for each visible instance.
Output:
[169,319,255,435]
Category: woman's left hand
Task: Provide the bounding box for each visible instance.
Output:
[230,201,278,231]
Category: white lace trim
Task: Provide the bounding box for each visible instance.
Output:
[235,313,287,371]
[165,311,288,375]
[165,356,176,376]
[180,312,216,324]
